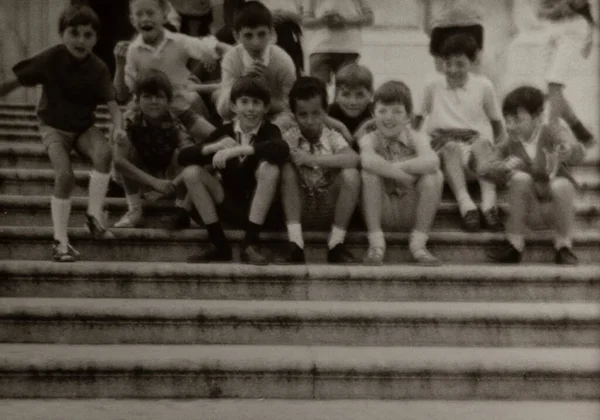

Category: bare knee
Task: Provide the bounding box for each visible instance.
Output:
[281,162,298,182]
[55,169,75,190]
[550,177,575,199]
[341,168,361,190]
[361,169,381,185]
[508,171,534,192]
[92,142,112,172]
[439,141,462,158]
[417,170,444,190]
[182,165,208,186]
[256,161,280,184]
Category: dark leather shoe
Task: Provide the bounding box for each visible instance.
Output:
[462,209,481,232]
[487,240,522,263]
[481,207,503,231]
[276,242,306,264]
[555,247,578,265]
[327,243,357,264]
[241,245,269,265]
[187,245,232,263]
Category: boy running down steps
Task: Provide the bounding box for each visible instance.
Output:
[178,76,290,265]
[0,5,125,262]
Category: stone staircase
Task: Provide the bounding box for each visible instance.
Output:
[0,104,599,418]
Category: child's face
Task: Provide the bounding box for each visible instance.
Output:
[130,0,167,44]
[61,24,98,60]
[373,101,409,138]
[505,108,538,142]
[138,90,170,120]
[295,96,327,140]
[442,54,472,88]
[232,96,268,131]
[335,86,372,118]
[235,26,272,58]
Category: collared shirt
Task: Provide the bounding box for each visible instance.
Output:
[233,120,262,147]
[283,125,349,191]
[125,30,218,113]
[421,73,502,142]
[523,124,542,160]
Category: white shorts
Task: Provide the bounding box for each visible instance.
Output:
[543,16,589,86]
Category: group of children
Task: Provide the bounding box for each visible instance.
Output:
[0,0,594,266]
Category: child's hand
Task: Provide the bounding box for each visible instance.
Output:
[291,149,314,167]
[113,41,130,67]
[246,61,266,77]
[213,148,238,169]
[111,127,127,147]
[505,156,524,170]
[152,179,176,196]
[217,136,238,150]
[543,148,560,178]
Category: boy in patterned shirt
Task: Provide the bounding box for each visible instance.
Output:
[279,77,361,264]
[360,81,444,266]
[112,69,195,228]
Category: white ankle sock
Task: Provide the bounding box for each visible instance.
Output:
[456,191,477,216]
[554,236,572,250]
[409,230,428,254]
[286,222,304,248]
[507,234,525,252]
[51,196,71,245]
[479,179,497,212]
[328,226,346,249]
[87,170,110,219]
[367,231,386,249]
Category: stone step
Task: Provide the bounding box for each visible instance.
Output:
[0,120,112,131]
[2,168,600,204]
[1,261,597,302]
[0,344,598,399]
[1,399,599,420]
[1,298,598,347]
[1,226,599,263]
[1,195,598,230]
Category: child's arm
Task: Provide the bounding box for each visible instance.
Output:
[324,115,354,143]
[191,83,221,94]
[216,51,239,120]
[482,79,508,143]
[293,146,359,169]
[413,82,434,131]
[0,77,21,98]
[478,141,515,185]
[391,131,440,175]
[113,133,174,194]
[113,41,132,104]
[359,133,417,186]
[106,100,126,144]
[269,51,297,115]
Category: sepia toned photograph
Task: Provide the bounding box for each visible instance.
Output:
[0,0,598,418]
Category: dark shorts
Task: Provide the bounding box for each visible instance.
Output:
[429,24,484,56]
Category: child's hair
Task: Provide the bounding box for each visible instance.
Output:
[335,63,374,93]
[129,0,169,12]
[135,69,174,102]
[373,80,413,115]
[502,86,545,118]
[234,1,273,32]
[439,33,479,62]
[58,4,101,35]
[230,75,272,106]
[289,77,328,114]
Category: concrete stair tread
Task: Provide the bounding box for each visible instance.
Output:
[1,343,599,372]
[1,399,599,420]
[2,297,599,321]
[1,225,598,243]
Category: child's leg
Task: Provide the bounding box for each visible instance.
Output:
[281,162,304,248]
[75,126,113,237]
[46,140,75,245]
[182,165,231,261]
[472,138,501,230]
[409,171,443,265]
[245,162,281,247]
[329,168,361,249]
[549,177,576,250]
[361,170,386,264]
[505,172,535,252]
[439,142,478,229]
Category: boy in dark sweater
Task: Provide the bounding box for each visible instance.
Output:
[328,62,374,147]
[178,75,290,264]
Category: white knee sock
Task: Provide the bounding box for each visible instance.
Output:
[507,234,525,252]
[87,170,110,219]
[328,226,347,249]
[51,196,71,245]
[554,235,572,250]
[456,190,477,216]
[286,222,304,248]
[409,230,428,255]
